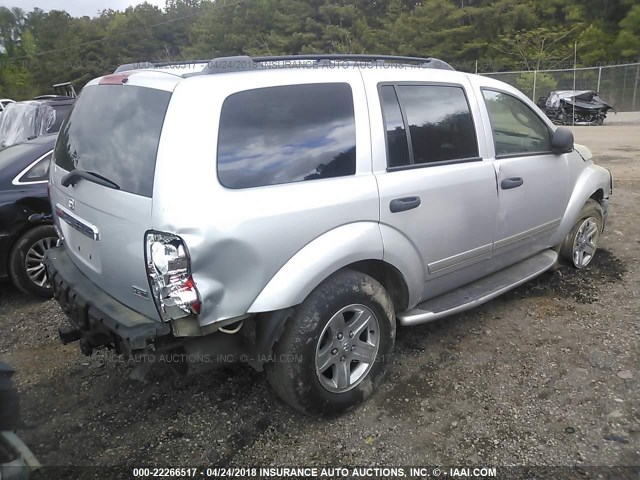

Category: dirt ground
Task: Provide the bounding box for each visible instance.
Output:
[0,119,638,476]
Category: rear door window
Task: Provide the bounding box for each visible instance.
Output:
[217,83,356,189]
[54,85,171,197]
[380,84,479,168]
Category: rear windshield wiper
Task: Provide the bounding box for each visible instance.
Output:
[61,169,120,190]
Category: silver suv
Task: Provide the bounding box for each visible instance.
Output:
[45,55,612,416]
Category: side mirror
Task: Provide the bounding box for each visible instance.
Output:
[551,127,574,154]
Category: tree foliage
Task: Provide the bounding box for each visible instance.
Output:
[0,0,637,99]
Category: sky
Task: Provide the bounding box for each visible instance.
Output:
[0,0,166,17]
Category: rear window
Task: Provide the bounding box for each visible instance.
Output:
[49,103,73,133]
[217,83,356,189]
[54,85,171,197]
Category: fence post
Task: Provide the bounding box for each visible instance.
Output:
[597,67,602,92]
[633,62,639,111]
[532,70,537,101]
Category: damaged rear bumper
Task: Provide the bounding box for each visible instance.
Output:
[44,246,171,355]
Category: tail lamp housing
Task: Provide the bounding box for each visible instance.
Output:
[145,231,201,321]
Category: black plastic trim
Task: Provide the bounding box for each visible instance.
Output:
[45,246,170,353]
[494,151,557,160]
[386,156,483,172]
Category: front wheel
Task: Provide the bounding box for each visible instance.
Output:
[560,199,603,269]
[266,270,396,416]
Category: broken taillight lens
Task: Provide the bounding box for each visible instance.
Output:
[145,232,201,321]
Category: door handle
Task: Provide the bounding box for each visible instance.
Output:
[390,196,421,213]
[501,177,524,190]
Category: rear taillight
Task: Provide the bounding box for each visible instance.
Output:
[145,232,201,321]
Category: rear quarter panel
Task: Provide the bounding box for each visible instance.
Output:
[152,68,381,326]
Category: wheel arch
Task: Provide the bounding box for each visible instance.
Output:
[590,188,604,203]
[550,165,610,246]
[246,221,417,315]
[247,222,385,314]
[343,259,410,313]
[1,204,53,279]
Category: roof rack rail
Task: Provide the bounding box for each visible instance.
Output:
[114,61,155,73]
[113,54,455,76]
[194,54,455,75]
[255,54,454,69]
[114,60,212,73]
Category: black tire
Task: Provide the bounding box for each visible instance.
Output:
[8,225,59,299]
[266,269,396,417]
[559,199,603,269]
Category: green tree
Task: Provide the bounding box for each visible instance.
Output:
[515,71,558,100]
[0,0,637,99]
[615,4,640,59]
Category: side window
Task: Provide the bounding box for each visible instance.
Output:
[482,89,552,157]
[19,152,52,183]
[379,85,410,168]
[218,83,356,189]
[379,84,479,168]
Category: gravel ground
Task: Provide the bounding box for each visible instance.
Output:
[0,122,638,475]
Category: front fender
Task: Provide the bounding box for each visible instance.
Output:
[247,222,384,313]
[550,163,611,246]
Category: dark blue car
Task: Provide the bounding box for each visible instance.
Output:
[0,134,58,298]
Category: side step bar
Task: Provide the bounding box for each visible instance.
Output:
[398,250,557,326]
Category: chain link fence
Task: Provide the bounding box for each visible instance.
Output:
[481,63,640,112]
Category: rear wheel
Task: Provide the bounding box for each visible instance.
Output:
[9,225,60,298]
[266,270,395,416]
[560,199,603,269]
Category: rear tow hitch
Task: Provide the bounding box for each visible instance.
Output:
[58,326,81,345]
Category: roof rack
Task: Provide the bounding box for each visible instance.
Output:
[195,54,454,75]
[114,54,455,76]
[258,54,452,67]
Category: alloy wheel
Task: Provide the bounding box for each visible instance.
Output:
[315,304,380,393]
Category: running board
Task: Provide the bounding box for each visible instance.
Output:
[398,250,557,326]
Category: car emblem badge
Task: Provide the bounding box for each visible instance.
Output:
[68,198,75,210]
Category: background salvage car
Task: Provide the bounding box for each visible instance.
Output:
[0,83,75,149]
[538,90,615,126]
[0,134,58,298]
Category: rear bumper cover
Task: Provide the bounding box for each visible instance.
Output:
[45,246,170,353]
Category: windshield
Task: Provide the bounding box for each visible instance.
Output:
[54,84,171,197]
